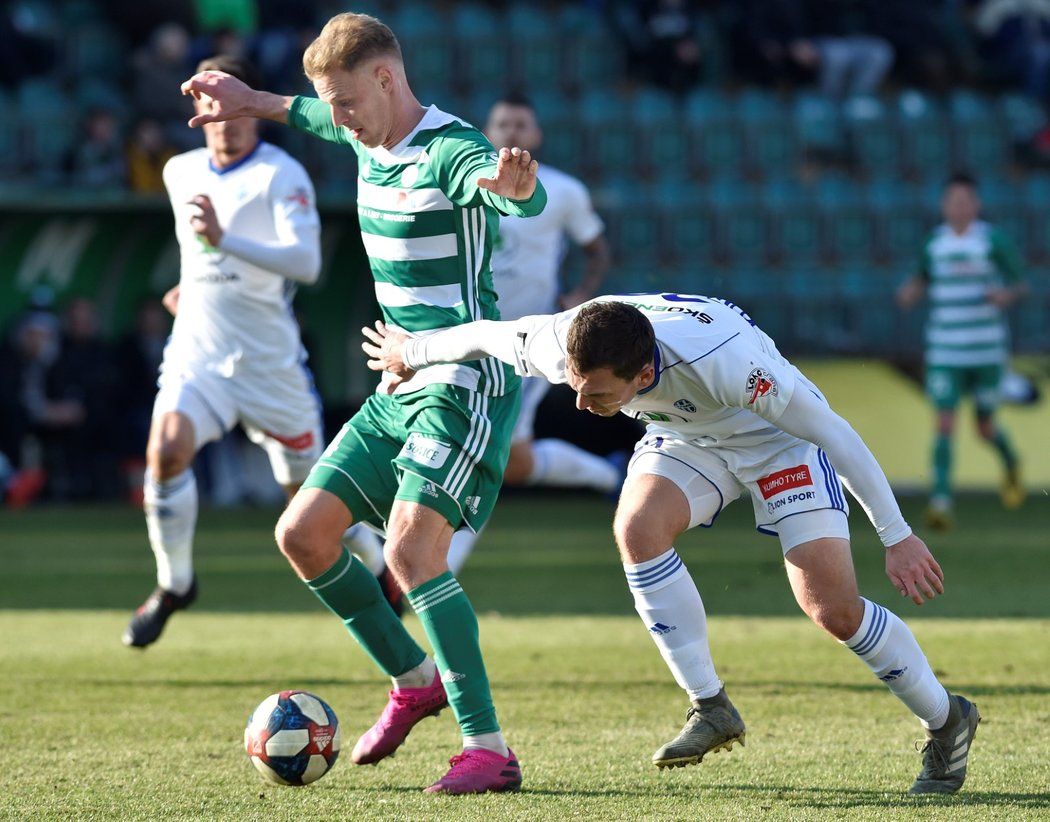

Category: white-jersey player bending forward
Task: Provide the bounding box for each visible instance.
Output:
[123,55,324,648]
[363,293,981,796]
[441,92,618,576]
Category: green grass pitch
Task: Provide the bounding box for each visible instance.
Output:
[1,492,1048,821]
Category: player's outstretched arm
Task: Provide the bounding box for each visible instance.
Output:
[477,147,538,201]
[885,533,944,605]
[181,70,294,127]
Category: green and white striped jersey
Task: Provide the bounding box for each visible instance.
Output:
[289,97,547,396]
[918,220,1023,367]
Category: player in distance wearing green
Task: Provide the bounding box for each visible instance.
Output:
[897,172,1028,530]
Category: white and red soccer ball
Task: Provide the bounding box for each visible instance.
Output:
[244,690,340,785]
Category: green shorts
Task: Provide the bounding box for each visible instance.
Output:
[303,383,520,533]
[925,363,1003,413]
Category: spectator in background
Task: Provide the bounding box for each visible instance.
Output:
[65,108,127,189]
[131,23,197,151]
[126,118,179,194]
[49,296,120,499]
[896,173,1027,530]
[736,0,894,98]
[609,0,707,94]
[974,0,1050,100]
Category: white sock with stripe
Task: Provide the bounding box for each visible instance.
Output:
[625,548,722,700]
[529,439,620,492]
[144,468,197,595]
[843,598,950,729]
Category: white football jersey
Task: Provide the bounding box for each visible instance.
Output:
[490,164,604,320]
[162,141,320,376]
[510,293,803,447]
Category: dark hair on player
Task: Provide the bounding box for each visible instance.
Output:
[196,54,262,90]
[944,171,978,191]
[566,301,655,381]
[494,90,535,111]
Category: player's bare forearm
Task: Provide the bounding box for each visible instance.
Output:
[181,70,293,127]
[885,534,944,605]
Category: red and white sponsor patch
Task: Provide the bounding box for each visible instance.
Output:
[745,367,778,404]
[757,464,813,499]
[266,430,315,451]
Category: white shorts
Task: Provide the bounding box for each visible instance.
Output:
[511,374,551,444]
[152,361,323,486]
[628,429,850,553]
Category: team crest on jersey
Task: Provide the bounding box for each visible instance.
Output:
[285,187,310,208]
[745,368,778,404]
[673,398,697,414]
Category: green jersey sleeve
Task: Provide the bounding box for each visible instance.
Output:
[989,226,1024,284]
[432,127,547,217]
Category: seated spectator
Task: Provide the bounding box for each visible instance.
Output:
[609,0,707,94]
[126,118,178,194]
[65,108,127,189]
[974,0,1050,100]
[131,23,197,151]
[736,0,895,98]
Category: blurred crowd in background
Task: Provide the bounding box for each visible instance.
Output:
[3,0,1050,506]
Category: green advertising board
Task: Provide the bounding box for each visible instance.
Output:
[0,197,376,405]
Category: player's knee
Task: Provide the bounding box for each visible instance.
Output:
[274,510,312,565]
[612,511,665,564]
[146,438,192,479]
[803,598,863,641]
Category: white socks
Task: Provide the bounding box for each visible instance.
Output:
[464,732,509,757]
[843,598,951,729]
[447,528,481,576]
[144,469,198,595]
[341,523,386,576]
[625,548,722,700]
[529,439,620,492]
[392,656,437,690]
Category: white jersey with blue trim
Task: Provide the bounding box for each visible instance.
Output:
[161,141,320,376]
[512,293,804,446]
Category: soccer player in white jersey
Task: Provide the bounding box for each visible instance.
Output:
[180,14,545,794]
[363,293,982,796]
[122,55,324,649]
[441,93,617,575]
[897,173,1027,530]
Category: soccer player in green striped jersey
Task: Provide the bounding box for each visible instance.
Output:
[897,173,1027,529]
[181,12,546,794]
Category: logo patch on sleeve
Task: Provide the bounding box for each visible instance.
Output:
[757,465,813,499]
[401,433,452,468]
[745,367,779,404]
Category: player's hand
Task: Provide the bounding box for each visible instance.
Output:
[477,146,538,201]
[188,195,223,248]
[181,71,290,127]
[362,321,416,390]
[986,286,1017,308]
[885,533,944,605]
[162,285,181,317]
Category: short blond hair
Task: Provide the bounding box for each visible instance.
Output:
[303,13,402,79]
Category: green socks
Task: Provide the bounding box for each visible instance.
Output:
[306,548,425,677]
[407,572,500,736]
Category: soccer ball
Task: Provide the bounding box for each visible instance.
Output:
[244,690,341,785]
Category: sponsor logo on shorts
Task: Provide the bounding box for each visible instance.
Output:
[746,367,779,404]
[266,430,316,451]
[757,464,813,500]
[674,398,697,413]
[767,490,816,514]
[464,495,481,515]
[402,433,452,468]
[419,481,441,498]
